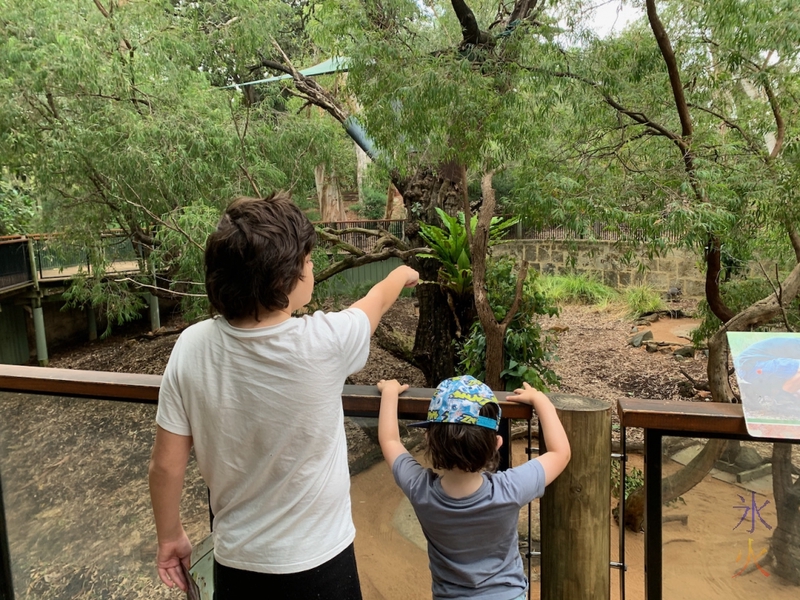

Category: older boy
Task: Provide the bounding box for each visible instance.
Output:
[149,192,418,599]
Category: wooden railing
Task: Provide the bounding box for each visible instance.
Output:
[616,398,799,600]
[0,364,533,600]
[0,364,532,419]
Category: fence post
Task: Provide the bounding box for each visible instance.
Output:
[540,394,611,600]
[0,469,13,600]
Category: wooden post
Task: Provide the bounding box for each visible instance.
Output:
[540,394,611,600]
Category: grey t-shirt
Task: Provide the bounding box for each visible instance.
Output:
[393,453,546,599]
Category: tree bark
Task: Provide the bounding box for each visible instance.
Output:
[402,167,473,385]
[704,236,736,323]
[464,169,526,391]
[314,164,345,221]
[772,443,800,584]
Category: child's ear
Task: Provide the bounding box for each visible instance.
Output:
[496,435,503,450]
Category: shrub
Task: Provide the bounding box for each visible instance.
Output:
[459,257,560,391]
[611,460,644,500]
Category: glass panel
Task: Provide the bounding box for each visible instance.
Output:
[662,436,800,599]
[0,392,210,599]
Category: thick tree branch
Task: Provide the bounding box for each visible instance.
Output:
[451,0,485,45]
[509,0,540,24]
[245,43,350,127]
[645,0,704,202]
[315,247,429,282]
[764,81,785,160]
[645,0,692,140]
[789,225,800,263]
[704,236,735,323]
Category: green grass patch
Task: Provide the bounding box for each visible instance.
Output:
[623,284,665,317]
[538,273,617,305]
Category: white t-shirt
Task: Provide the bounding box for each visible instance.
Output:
[156,308,371,574]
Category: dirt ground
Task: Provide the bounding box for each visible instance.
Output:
[2,296,796,598]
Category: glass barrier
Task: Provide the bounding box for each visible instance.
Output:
[0,391,210,599]
[660,435,800,599]
[0,382,537,600]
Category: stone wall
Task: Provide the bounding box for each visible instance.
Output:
[493,240,706,297]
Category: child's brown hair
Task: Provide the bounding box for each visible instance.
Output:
[425,402,500,473]
[205,192,316,322]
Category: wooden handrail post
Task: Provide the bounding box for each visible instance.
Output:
[540,394,611,600]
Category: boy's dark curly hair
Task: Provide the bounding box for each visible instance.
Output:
[205,192,316,322]
[425,402,501,473]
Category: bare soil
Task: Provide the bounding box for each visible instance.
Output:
[5,296,771,600]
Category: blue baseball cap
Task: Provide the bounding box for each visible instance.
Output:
[410,375,501,431]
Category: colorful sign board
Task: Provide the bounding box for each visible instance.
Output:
[727,332,800,439]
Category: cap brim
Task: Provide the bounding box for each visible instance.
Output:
[407,420,432,428]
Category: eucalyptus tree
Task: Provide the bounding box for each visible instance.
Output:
[249,0,568,386]
[501,0,799,578]
[0,0,357,320]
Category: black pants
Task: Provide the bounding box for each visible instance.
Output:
[213,543,363,600]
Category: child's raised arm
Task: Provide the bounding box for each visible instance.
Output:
[376,379,411,468]
[507,382,571,486]
[350,266,419,334]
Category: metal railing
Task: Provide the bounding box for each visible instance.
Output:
[617,398,800,599]
[0,239,32,292]
[315,219,406,253]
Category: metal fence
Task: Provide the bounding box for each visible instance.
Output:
[316,220,406,253]
[0,239,32,292]
[510,221,684,243]
[28,232,139,280]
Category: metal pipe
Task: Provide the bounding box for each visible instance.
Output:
[32,299,48,367]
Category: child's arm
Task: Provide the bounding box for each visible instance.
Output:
[377,379,411,468]
[507,382,571,485]
[149,426,193,592]
[350,266,419,333]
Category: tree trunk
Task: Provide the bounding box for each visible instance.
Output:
[355,143,370,204]
[401,167,473,386]
[621,260,800,532]
[314,163,345,221]
[771,443,800,584]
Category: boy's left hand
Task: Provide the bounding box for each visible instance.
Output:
[377,379,409,394]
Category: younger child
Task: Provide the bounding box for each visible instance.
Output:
[376,376,570,600]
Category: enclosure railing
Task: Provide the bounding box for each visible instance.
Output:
[0,365,534,600]
[617,398,800,600]
[315,219,406,253]
[0,233,140,293]
[0,239,32,294]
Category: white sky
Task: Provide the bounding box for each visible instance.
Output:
[582,1,640,38]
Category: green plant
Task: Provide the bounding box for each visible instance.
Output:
[538,273,617,305]
[624,284,665,317]
[418,208,519,297]
[350,187,388,220]
[611,461,644,500]
[459,257,560,391]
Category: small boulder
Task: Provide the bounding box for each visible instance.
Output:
[645,342,659,353]
[629,330,654,347]
[734,447,765,471]
[673,345,696,358]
